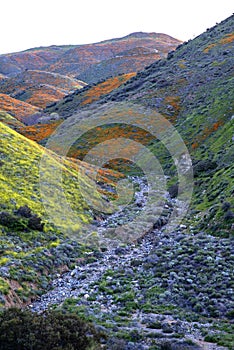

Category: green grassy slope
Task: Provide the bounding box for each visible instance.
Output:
[0,111,24,129]
[0,122,116,306]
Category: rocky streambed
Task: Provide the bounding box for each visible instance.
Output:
[30,177,233,350]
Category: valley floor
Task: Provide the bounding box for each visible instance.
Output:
[31,228,232,350]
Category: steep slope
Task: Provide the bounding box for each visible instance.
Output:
[89,15,234,236]
[0,111,24,129]
[17,120,63,142]
[101,16,234,235]
[0,70,86,108]
[16,74,137,140]
[34,15,234,235]
[0,17,233,350]
[12,74,137,139]
[0,93,40,122]
[41,72,136,119]
[0,122,121,306]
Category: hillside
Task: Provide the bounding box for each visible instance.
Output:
[40,73,136,119]
[0,93,40,122]
[0,16,234,350]
[32,15,234,236]
[0,122,122,306]
[18,74,137,139]
[0,33,181,82]
[0,111,25,129]
[50,32,181,82]
[0,33,180,126]
[76,45,162,84]
[100,16,234,235]
[0,45,75,77]
[0,70,86,108]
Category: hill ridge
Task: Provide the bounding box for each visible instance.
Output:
[0,32,181,79]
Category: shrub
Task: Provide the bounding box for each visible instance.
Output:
[193,159,217,177]
[160,343,172,350]
[168,184,178,198]
[226,309,234,319]
[15,205,33,218]
[167,51,174,60]
[0,212,26,231]
[224,210,234,221]
[0,308,104,350]
[222,202,231,211]
[28,215,44,231]
[107,338,127,349]
[0,208,44,232]
[0,278,10,295]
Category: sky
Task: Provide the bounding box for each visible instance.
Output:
[1,0,233,54]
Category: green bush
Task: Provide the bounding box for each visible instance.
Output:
[0,308,104,350]
[168,184,178,198]
[0,212,26,231]
[0,207,44,232]
[193,159,217,177]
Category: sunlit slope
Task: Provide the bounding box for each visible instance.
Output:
[0,122,112,232]
[0,93,40,122]
[0,122,122,305]
[0,111,24,129]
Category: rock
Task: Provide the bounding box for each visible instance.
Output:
[28,175,234,349]
[114,247,126,255]
[180,224,187,229]
[0,267,9,277]
[187,279,193,283]
[162,322,174,333]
